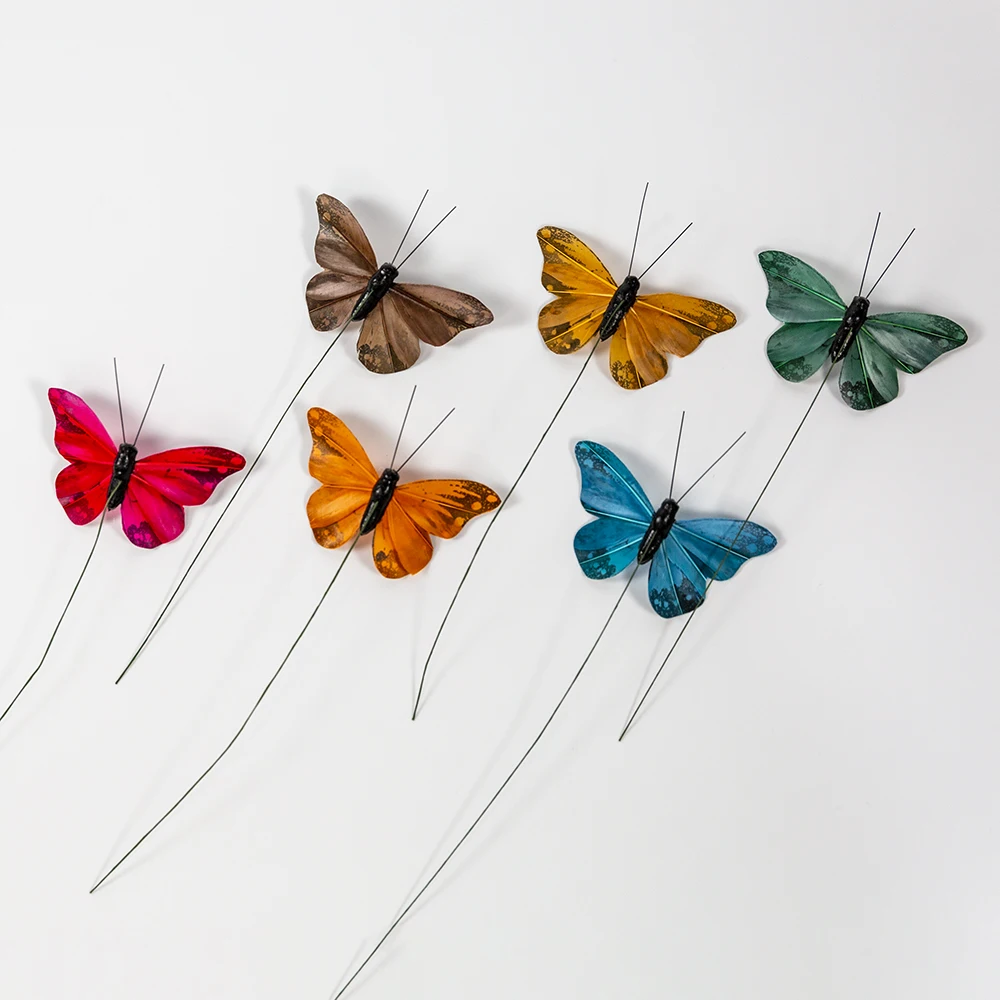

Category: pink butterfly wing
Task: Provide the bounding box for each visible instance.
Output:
[121,477,185,548]
[49,388,116,524]
[133,447,246,505]
[121,446,246,548]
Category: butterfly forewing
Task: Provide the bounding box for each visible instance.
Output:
[863,312,967,373]
[575,441,654,524]
[671,519,777,581]
[758,251,846,323]
[393,480,501,538]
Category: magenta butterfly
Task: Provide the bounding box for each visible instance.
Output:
[49,388,246,548]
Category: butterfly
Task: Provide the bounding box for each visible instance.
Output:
[306,407,501,578]
[305,195,494,374]
[536,226,737,390]
[49,388,246,548]
[573,441,776,617]
[759,250,968,410]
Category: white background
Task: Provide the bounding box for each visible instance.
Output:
[1,1,997,997]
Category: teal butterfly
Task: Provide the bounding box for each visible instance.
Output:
[759,249,967,410]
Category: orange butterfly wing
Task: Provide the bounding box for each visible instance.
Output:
[306,407,378,549]
[373,479,501,579]
[536,227,615,354]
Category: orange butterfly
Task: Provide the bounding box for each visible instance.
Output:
[306,195,494,374]
[536,226,737,390]
[306,407,500,577]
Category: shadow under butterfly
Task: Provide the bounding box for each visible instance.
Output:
[411,184,740,719]
[116,191,493,683]
[89,389,499,893]
[322,418,776,1000]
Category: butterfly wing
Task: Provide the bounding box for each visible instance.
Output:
[671,518,777,581]
[48,388,116,524]
[306,194,377,332]
[758,250,846,382]
[357,297,422,373]
[118,446,246,549]
[863,312,967,374]
[306,407,378,548]
[838,330,899,410]
[536,227,615,354]
[647,537,707,618]
[573,441,652,578]
[372,479,500,579]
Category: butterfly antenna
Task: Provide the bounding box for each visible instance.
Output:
[668,410,685,499]
[627,182,650,276]
[865,227,916,298]
[636,222,693,281]
[0,509,108,733]
[113,357,127,442]
[115,311,355,684]
[131,364,165,448]
[858,212,881,296]
[395,407,455,473]
[619,365,835,741]
[390,190,429,267]
[411,336,601,720]
[332,564,638,1000]
[676,431,746,503]
[92,533,360,893]
[395,206,457,270]
[390,386,418,468]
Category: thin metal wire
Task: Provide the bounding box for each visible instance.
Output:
[116,314,354,684]
[0,508,108,729]
[396,206,457,270]
[92,534,360,894]
[676,431,746,504]
[636,222,693,281]
[391,190,429,266]
[113,358,127,442]
[411,336,601,720]
[619,365,836,741]
[627,182,649,276]
[858,213,881,296]
[390,387,418,468]
[395,409,455,473]
[667,411,685,498]
[132,364,165,448]
[865,228,916,298]
[331,565,639,1000]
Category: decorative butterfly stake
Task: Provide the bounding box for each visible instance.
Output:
[90,390,499,892]
[325,417,775,999]
[115,192,493,684]
[618,215,969,739]
[411,184,738,719]
[0,364,245,730]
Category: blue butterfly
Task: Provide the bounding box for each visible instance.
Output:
[573,441,777,618]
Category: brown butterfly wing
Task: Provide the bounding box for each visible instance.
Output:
[306,195,377,331]
[357,297,422,374]
[390,284,494,346]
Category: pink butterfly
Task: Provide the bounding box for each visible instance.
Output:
[49,388,246,548]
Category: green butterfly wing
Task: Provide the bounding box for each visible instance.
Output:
[759,251,846,381]
[864,312,967,373]
[839,330,898,409]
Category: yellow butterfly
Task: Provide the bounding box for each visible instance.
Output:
[536,225,737,390]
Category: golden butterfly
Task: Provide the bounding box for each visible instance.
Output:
[306,408,501,578]
[307,195,494,374]
[536,226,737,390]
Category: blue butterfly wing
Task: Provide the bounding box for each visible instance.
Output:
[647,536,707,619]
[573,441,653,581]
[672,518,777,581]
[574,441,654,523]
[573,518,645,580]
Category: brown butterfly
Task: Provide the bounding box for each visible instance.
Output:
[306,195,494,374]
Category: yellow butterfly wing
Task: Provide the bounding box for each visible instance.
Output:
[537,227,616,354]
[607,294,737,390]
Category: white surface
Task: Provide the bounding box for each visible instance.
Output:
[1,1,997,997]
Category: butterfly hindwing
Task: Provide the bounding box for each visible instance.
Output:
[839,330,899,410]
[671,518,777,581]
[766,320,839,382]
[573,517,644,580]
[647,537,706,619]
[373,501,433,579]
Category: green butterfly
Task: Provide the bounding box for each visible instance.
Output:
[759,249,967,410]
